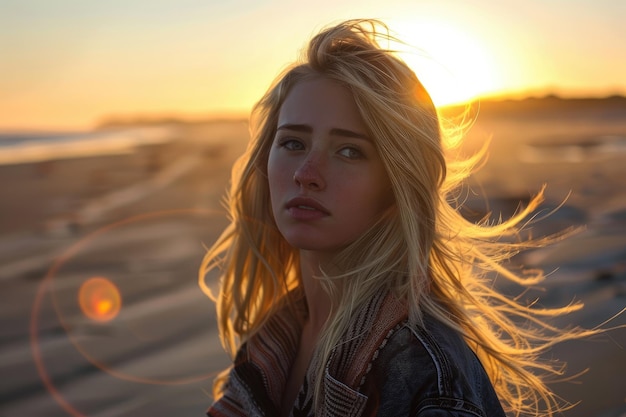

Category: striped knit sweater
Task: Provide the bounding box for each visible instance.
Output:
[207,290,408,417]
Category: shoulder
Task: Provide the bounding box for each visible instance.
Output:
[363,315,506,417]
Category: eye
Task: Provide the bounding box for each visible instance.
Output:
[278,138,305,151]
[338,146,363,160]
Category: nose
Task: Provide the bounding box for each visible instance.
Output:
[293,155,326,190]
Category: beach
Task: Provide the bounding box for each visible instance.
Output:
[1,98,625,416]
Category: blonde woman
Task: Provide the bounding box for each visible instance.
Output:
[201,19,586,417]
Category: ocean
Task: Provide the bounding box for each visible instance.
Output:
[0,126,176,166]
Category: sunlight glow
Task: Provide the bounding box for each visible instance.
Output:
[389,19,502,106]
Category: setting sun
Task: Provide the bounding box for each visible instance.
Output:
[1,1,624,130]
[388,19,502,106]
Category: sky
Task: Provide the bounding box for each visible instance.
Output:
[1,0,625,130]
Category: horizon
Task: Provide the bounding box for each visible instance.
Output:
[2,1,625,131]
[3,92,624,134]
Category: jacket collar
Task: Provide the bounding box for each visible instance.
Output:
[221,290,408,416]
[319,291,407,415]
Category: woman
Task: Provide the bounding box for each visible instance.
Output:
[200,19,584,417]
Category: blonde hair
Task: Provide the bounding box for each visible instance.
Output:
[200,19,594,416]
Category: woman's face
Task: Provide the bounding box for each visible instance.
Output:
[267,77,393,255]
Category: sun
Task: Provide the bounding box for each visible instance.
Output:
[388,19,501,107]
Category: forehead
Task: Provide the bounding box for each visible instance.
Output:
[277,78,367,132]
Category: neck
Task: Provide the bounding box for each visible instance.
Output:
[299,250,333,332]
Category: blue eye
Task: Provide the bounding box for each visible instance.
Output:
[338,147,363,159]
[279,138,305,151]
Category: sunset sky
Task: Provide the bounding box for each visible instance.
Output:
[2,0,625,130]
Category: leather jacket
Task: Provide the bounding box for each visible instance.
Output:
[207,292,506,417]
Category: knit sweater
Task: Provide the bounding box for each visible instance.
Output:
[207,291,505,417]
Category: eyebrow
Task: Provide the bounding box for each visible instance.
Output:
[276,123,371,141]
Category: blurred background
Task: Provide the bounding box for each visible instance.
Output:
[1,1,625,416]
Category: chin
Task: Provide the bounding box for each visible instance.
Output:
[283,236,349,254]
[277,226,355,253]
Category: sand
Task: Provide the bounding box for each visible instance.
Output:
[0,99,625,416]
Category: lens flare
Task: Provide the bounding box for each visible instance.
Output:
[78,277,122,322]
[30,208,227,417]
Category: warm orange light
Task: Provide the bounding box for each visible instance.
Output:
[390,19,502,106]
[78,277,121,322]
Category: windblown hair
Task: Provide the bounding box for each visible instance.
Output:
[200,19,591,416]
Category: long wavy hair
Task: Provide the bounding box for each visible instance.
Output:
[200,19,592,416]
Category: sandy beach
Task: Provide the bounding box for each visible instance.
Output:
[1,98,625,416]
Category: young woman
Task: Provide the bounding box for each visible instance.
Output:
[200,19,586,417]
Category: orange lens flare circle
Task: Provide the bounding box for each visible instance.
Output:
[30,208,226,417]
[78,277,122,322]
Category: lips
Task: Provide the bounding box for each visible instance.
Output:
[285,196,330,215]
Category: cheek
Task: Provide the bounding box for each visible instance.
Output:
[373,165,394,209]
[361,175,394,216]
[267,152,289,205]
[379,181,395,209]
[267,149,278,183]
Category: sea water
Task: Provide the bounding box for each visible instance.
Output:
[0,126,176,166]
